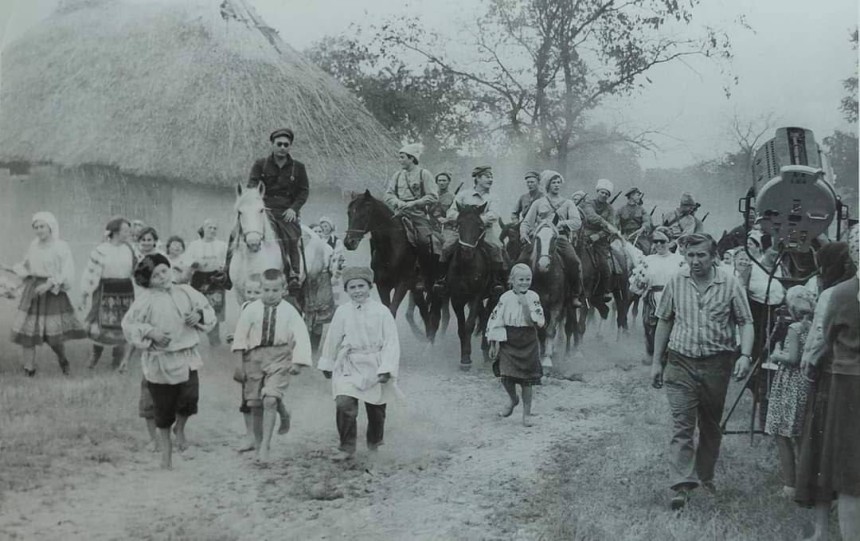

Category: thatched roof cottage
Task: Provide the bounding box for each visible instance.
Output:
[0,0,397,272]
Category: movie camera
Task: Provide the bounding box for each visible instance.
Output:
[740,127,850,253]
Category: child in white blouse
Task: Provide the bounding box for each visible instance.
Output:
[486,264,546,427]
[231,269,311,462]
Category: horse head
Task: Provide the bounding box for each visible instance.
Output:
[234,183,270,253]
[344,189,381,250]
[456,202,487,260]
[533,221,558,274]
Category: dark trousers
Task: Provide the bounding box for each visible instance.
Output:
[592,242,612,296]
[270,216,302,277]
[663,350,734,490]
[335,395,387,453]
[642,289,662,356]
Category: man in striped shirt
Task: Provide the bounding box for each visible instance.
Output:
[650,233,754,510]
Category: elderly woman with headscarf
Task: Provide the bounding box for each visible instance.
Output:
[79,216,137,370]
[518,170,584,306]
[795,227,860,540]
[186,219,229,346]
[629,227,685,364]
[7,212,85,376]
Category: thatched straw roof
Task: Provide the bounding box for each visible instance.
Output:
[0,0,397,189]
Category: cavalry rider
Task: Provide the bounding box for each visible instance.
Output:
[662,192,703,252]
[434,166,507,296]
[616,187,653,254]
[246,128,309,289]
[580,178,623,301]
[429,172,457,259]
[510,171,543,224]
[383,143,439,289]
[571,190,586,207]
[518,170,584,307]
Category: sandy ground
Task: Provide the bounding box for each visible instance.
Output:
[0,293,647,541]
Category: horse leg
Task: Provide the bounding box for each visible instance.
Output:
[452,299,470,370]
[389,281,410,319]
[462,298,481,367]
[439,296,450,336]
[404,290,430,343]
[378,284,393,312]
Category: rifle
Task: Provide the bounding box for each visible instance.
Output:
[609,190,623,205]
[701,211,711,223]
[453,181,464,194]
[650,205,657,217]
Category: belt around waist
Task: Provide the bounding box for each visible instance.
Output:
[649,285,664,292]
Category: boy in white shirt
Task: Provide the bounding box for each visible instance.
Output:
[231,269,312,462]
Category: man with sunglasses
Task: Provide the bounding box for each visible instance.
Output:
[247,128,309,289]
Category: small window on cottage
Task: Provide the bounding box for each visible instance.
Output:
[6,161,30,176]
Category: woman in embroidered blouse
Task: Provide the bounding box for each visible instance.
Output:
[79,216,137,370]
[8,212,85,376]
[486,263,546,426]
[186,219,229,346]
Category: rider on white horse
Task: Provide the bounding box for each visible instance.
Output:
[246,128,309,290]
[518,170,584,307]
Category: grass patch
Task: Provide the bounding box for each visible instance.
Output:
[526,370,841,540]
[0,369,142,498]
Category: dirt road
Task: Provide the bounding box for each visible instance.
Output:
[0,312,644,541]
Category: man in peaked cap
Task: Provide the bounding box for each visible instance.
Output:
[383,143,439,291]
[616,187,653,254]
[580,178,623,301]
[510,170,543,224]
[435,165,507,296]
[244,128,310,289]
[662,192,703,251]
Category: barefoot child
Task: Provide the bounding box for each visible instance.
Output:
[486,263,545,426]
[231,269,311,462]
[765,286,817,498]
[229,274,293,453]
[318,266,401,462]
[122,254,216,469]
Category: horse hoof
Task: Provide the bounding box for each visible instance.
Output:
[573,351,585,360]
[459,362,472,372]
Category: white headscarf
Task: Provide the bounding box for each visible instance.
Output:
[32,211,59,241]
[539,170,563,191]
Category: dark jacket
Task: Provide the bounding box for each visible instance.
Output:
[248,154,309,214]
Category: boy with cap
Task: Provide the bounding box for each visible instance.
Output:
[318,266,401,462]
[122,254,217,470]
[232,268,312,462]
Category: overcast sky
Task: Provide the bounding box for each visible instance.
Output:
[2,0,857,169]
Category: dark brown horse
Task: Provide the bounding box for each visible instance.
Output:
[343,190,440,341]
[446,203,495,370]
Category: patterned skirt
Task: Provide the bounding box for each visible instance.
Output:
[764,365,811,438]
[191,271,226,322]
[305,270,335,333]
[11,277,86,347]
[85,278,135,345]
[496,325,542,386]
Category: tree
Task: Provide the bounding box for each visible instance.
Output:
[373,0,734,171]
[306,35,483,158]
[725,111,777,177]
[840,29,858,124]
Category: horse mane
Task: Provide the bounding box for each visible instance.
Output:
[232,188,277,251]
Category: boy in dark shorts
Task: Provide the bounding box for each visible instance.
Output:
[232,269,312,462]
[122,254,216,469]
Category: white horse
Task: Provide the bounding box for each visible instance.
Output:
[228,182,332,306]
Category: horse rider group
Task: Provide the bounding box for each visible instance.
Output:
[241,131,704,312]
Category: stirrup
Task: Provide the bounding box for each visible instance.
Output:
[432,279,447,295]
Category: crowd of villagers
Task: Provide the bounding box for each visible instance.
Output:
[2,131,858,536]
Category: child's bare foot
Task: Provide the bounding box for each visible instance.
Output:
[173,427,188,451]
[147,440,162,453]
[256,446,271,464]
[498,397,519,418]
[278,412,291,435]
[522,414,535,427]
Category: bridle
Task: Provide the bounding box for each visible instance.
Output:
[458,229,485,249]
